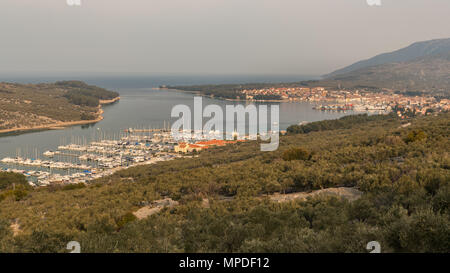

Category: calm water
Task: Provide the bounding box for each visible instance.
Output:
[0,88,359,159]
[0,75,361,160]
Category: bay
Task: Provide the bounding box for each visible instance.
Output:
[0,75,360,165]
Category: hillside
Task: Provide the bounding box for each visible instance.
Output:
[0,81,119,134]
[0,113,448,252]
[324,52,450,93]
[325,38,450,78]
[321,38,450,94]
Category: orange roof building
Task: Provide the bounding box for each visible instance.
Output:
[174,139,245,153]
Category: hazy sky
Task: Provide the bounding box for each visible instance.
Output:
[1,0,449,77]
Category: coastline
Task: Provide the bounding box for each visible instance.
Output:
[169,89,390,112]
[166,88,295,103]
[99,96,121,105]
[0,97,120,136]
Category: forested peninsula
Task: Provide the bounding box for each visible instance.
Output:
[0,81,119,135]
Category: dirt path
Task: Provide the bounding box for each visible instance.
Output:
[132,187,362,220]
[10,220,21,236]
[133,198,179,220]
[133,207,163,219]
[269,187,363,203]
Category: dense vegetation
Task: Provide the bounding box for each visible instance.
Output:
[0,172,28,190]
[0,113,448,252]
[324,53,450,96]
[286,113,396,134]
[0,173,31,203]
[170,84,243,99]
[57,81,119,107]
[0,81,119,131]
[169,83,308,100]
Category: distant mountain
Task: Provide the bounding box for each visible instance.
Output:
[325,38,450,78]
[321,38,450,94]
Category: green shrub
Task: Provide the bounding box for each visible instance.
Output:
[282,147,311,161]
[62,183,87,191]
[404,130,427,143]
[0,172,28,190]
[116,212,137,229]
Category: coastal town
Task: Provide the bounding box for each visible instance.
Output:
[242,87,450,117]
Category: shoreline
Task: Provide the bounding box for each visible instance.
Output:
[169,89,391,112]
[99,96,121,105]
[166,88,316,103]
[165,88,288,102]
[167,88,344,104]
[0,97,120,136]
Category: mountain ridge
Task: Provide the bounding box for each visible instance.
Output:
[324,38,450,78]
[318,38,450,94]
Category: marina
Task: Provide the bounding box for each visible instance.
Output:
[1,130,183,186]
[1,126,257,186]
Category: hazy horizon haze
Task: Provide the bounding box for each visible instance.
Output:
[1,0,449,78]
